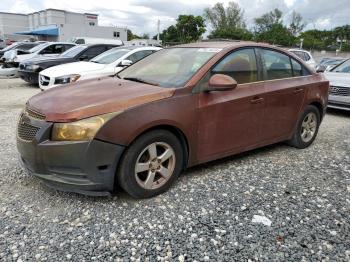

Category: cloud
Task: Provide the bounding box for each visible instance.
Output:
[1,0,349,36]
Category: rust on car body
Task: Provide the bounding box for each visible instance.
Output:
[18,41,329,197]
[27,77,176,122]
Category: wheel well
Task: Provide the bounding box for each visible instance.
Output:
[134,125,189,170]
[309,101,324,119]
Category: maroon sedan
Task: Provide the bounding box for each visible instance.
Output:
[17,41,329,198]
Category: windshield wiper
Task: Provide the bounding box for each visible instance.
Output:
[90,60,100,64]
[123,77,159,86]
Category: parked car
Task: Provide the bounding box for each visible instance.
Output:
[1,42,75,78]
[316,57,346,72]
[39,46,161,90]
[288,49,316,69]
[324,58,350,110]
[0,38,6,49]
[3,42,76,66]
[17,41,329,198]
[0,42,41,58]
[70,37,123,46]
[18,44,119,85]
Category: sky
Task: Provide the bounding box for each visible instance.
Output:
[0,0,349,36]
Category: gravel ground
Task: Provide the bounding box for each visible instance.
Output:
[0,78,349,261]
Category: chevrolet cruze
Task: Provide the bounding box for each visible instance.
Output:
[17,41,329,198]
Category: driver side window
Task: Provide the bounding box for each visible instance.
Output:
[195,48,258,92]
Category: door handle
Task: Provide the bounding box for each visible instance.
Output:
[250,97,264,104]
[293,88,303,94]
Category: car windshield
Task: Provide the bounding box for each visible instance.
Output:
[331,59,350,73]
[61,45,87,58]
[90,48,130,64]
[28,43,50,53]
[118,47,220,88]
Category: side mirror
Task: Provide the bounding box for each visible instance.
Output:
[205,74,237,92]
[316,65,326,73]
[79,55,88,61]
[120,59,132,67]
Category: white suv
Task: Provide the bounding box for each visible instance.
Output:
[288,49,316,69]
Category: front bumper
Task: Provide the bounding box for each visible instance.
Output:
[16,114,125,196]
[328,95,350,111]
[18,70,39,84]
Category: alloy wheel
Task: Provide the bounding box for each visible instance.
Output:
[300,112,317,143]
[134,142,176,190]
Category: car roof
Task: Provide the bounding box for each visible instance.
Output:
[110,46,160,51]
[288,49,310,53]
[175,40,255,49]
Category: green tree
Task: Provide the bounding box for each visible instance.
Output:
[254,8,296,46]
[254,8,283,33]
[159,15,206,44]
[176,15,206,43]
[289,11,305,36]
[257,23,296,46]
[204,2,251,40]
[334,25,350,51]
[127,29,141,41]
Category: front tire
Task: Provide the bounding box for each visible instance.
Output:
[117,130,184,198]
[288,105,321,149]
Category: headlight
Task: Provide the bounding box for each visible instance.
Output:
[51,112,120,141]
[54,74,81,85]
[26,64,40,71]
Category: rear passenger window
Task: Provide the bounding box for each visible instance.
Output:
[212,48,258,84]
[261,49,293,80]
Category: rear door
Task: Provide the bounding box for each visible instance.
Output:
[258,48,309,142]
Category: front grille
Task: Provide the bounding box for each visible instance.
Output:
[329,86,350,96]
[19,64,25,70]
[26,107,45,120]
[39,75,50,86]
[17,121,40,141]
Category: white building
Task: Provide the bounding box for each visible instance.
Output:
[0,9,127,42]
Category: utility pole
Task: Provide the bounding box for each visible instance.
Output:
[157,19,160,43]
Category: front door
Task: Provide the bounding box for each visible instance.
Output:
[195,48,266,163]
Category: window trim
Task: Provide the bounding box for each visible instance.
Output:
[257,47,311,81]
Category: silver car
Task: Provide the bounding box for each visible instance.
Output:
[324,58,350,111]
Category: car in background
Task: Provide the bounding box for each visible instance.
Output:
[0,42,42,58]
[3,42,76,67]
[70,37,123,45]
[39,46,161,90]
[0,38,6,49]
[0,42,75,78]
[18,41,329,198]
[316,57,346,72]
[288,49,316,69]
[324,58,350,110]
[18,44,119,85]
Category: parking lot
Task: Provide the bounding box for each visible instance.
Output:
[0,78,349,261]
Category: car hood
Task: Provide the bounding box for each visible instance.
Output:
[41,61,106,77]
[27,77,176,122]
[324,72,350,87]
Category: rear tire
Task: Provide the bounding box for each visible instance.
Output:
[288,105,320,149]
[117,129,184,198]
